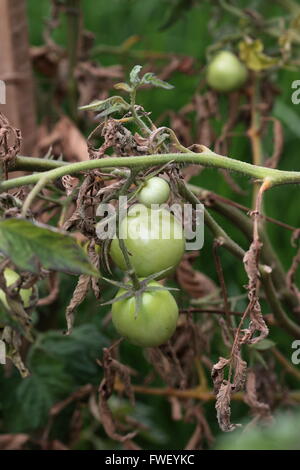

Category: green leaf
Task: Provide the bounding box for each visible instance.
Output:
[33,325,109,384]
[114,82,133,93]
[249,338,276,351]
[239,39,279,71]
[16,356,74,430]
[95,104,128,118]
[79,99,106,111]
[79,96,130,114]
[273,100,300,138]
[0,218,99,276]
[129,65,142,86]
[141,72,174,90]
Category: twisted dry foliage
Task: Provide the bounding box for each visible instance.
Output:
[0,113,21,179]
[97,343,138,443]
[0,433,29,450]
[176,251,218,299]
[212,184,270,432]
[244,369,273,426]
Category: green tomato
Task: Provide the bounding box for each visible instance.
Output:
[110,204,185,278]
[137,177,170,207]
[111,281,179,347]
[0,268,32,309]
[206,50,248,92]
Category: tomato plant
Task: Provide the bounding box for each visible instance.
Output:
[1,0,300,451]
[206,50,248,92]
[137,176,170,206]
[111,281,179,347]
[110,204,185,278]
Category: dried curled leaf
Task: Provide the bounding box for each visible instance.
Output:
[0,433,29,450]
[211,357,229,394]
[1,327,29,377]
[35,115,89,162]
[244,369,273,424]
[243,241,269,344]
[0,112,21,178]
[65,275,90,335]
[232,352,247,392]
[216,381,240,432]
[97,346,137,442]
[176,252,217,299]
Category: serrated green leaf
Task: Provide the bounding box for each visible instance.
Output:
[34,325,109,384]
[130,65,142,85]
[16,356,74,430]
[141,72,174,90]
[0,218,99,276]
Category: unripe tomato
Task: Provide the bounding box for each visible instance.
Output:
[137,177,170,207]
[110,204,185,278]
[111,281,178,347]
[0,268,32,309]
[206,50,248,92]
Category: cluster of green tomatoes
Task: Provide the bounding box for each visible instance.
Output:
[108,176,186,348]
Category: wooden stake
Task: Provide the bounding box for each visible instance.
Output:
[0,0,37,154]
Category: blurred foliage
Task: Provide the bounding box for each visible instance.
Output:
[216,411,300,450]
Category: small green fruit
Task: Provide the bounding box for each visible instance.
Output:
[206,50,248,92]
[112,281,179,347]
[137,177,170,207]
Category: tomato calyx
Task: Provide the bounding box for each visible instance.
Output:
[101,267,179,318]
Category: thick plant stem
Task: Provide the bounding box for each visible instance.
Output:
[5,151,300,193]
[176,178,245,260]
[248,75,264,208]
[114,380,300,403]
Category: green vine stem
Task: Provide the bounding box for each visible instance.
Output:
[65,0,81,121]
[129,87,151,136]
[5,150,300,194]
[3,150,300,337]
